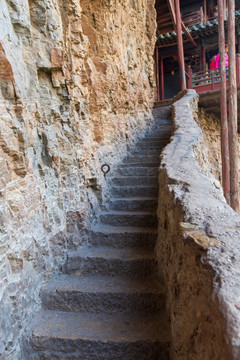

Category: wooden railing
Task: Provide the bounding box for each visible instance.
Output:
[182,7,205,27]
[187,54,240,94]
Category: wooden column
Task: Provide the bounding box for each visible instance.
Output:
[156,47,160,102]
[203,0,207,23]
[160,57,165,100]
[187,65,192,88]
[218,0,230,205]
[223,0,227,19]
[228,0,239,212]
[175,0,186,90]
[236,53,240,86]
[200,45,206,71]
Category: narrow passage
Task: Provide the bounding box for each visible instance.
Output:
[23,105,172,360]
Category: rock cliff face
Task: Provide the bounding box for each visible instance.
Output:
[0,0,156,358]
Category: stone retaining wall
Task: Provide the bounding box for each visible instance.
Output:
[156,90,240,360]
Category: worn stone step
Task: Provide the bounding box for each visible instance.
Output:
[148,122,170,128]
[111,176,158,186]
[149,121,171,127]
[117,166,158,176]
[111,185,158,198]
[64,246,156,277]
[131,143,164,150]
[141,137,168,142]
[120,162,159,167]
[109,197,158,211]
[129,149,161,156]
[89,225,157,249]
[137,135,170,143]
[146,128,170,135]
[100,211,157,227]
[123,154,160,163]
[40,275,165,314]
[152,113,172,121]
[25,310,170,360]
[144,132,169,139]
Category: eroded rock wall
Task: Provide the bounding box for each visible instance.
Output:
[0,0,156,358]
[157,90,240,360]
[196,108,240,185]
[195,108,222,182]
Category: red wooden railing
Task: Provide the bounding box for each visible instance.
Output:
[187,54,240,94]
[182,7,205,27]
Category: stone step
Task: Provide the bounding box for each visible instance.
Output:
[152,111,172,120]
[123,155,160,163]
[146,128,170,134]
[100,211,157,227]
[64,246,156,277]
[144,132,169,139]
[111,185,158,198]
[148,122,171,129]
[131,143,164,150]
[117,166,158,176]
[129,149,161,155]
[141,137,168,142]
[111,176,158,186]
[40,275,165,314]
[136,135,170,143]
[120,162,159,167]
[26,311,170,360]
[109,197,158,211]
[89,225,157,249]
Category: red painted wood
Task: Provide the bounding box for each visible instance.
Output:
[200,46,206,71]
[160,57,165,100]
[156,47,160,102]
[187,65,192,88]
[175,0,186,90]
[236,54,240,86]
[218,0,231,205]
[203,0,207,24]
[228,0,239,212]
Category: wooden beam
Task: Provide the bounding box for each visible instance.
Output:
[175,0,186,90]
[181,20,197,47]
[160,57,165,100]
[200,45,206,71]
[228,0,239,212]
[156,47,160,102]
[167,0,197,47]
[167,0,176,24]
[218,0,230,205]
[203,0,207,24]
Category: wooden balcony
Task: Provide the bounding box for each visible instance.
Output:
[186,54,240,94]
[182,8,205,28]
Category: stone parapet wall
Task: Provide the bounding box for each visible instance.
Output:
[156,90,240,360]
[0,0,156,358]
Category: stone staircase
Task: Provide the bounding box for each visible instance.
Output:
[22,105,172,360]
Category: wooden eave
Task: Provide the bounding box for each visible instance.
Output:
[157,12,240,48]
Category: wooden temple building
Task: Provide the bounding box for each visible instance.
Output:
[155,0,240,110]
[154,0,240,212]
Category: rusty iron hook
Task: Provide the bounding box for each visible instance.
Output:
[101,164,110,179]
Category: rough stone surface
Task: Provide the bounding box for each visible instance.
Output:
[0,0,156,358]
[157,90,240,360]
[24,311,170,360]
[195,108,222,182]
[196,107,240,185]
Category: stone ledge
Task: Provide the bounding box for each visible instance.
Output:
[156,89,240,360]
